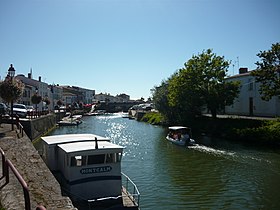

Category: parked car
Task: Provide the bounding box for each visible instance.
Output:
[26,105,35,112]
[0,103,9,116]
[12,104,28,118]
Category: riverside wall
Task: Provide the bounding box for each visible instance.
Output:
[0,114,77,209]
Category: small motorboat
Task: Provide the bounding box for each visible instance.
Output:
[166,126,196,146]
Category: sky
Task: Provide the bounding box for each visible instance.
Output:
[0,0,279,100]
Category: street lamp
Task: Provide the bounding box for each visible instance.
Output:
[7,64,16,130]
[8,64,16,78]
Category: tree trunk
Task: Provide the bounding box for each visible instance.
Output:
[210,108,217,119]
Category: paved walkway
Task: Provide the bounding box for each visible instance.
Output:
[0,123,77,210]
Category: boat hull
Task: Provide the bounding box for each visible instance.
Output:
[166,136,196,146]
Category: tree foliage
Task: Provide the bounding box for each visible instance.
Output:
[31,93,42,111]
[152,49,240,123]
[44,97,50,106]
[0,77,24,103]
[251,42,280,101]
[57,100,63,107]
[151,80,177,124]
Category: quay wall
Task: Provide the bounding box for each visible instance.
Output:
[20,112,65,141]
[0,116,77,209]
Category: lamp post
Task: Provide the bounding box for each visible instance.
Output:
[8,64,16,130]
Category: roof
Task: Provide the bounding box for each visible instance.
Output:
[168,126,189,130]
[58,141,124,153]
[41,133,110,145]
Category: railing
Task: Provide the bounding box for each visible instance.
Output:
[87,172,140,208]
[27,110,49,119]
[16,120,24,138]
[0,147,46,210]
[121,172,140,207]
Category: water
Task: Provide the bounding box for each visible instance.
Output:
[44,113,280,210]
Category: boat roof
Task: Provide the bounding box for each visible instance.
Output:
[168,126,190,130]
[41,133,110,145]
[58,141,124,153]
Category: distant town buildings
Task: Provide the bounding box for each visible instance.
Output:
[0,68,135,111]
[93,93,130,103]
[1,66,279,117]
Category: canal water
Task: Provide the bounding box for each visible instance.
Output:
[45,113,280,210]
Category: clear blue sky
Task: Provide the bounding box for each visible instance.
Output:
[0,0,279,100]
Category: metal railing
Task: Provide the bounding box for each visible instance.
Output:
[121,172,140,207]
[16,121,24,138]
[87,172,140,208]
[0,147,46,210]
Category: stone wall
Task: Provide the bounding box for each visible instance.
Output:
[20,113,66,141]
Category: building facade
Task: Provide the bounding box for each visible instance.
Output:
[225,68,280,117]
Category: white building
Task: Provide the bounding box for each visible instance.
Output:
[225,68,280,117]
[15,74,49,111]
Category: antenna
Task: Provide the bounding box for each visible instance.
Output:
[237,56,239,70]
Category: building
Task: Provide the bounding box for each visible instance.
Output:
[60,86,95,107]
[15,73,49,110]
[225,68,280,117]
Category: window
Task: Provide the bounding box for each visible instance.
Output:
[70,155,86,167]
[248,79,253,91]
[87,154,105,165]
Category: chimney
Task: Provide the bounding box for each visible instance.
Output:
[39,76,41,82]
[28,73,32,79]
[239,68,248,74]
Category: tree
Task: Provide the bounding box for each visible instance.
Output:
[43,98,50,111]
[151,80,175,123]
[57,100,63,107]
[168,49,240,119]
[251,42,280,101]
[31,93,42,112]
[0,77,24,129]
[44,98,50,106]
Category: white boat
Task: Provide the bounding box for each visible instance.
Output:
[166,126,196,146]
[57,119,82,126]
[41,134,140,209]
[58,113,83,126]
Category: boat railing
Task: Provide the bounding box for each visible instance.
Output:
[88,172,140,207]
[121,172,140,207]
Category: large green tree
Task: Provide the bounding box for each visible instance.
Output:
[168,49,240,119]
[251,42,280,101]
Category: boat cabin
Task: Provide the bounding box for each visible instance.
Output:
[167,126,191,139]
[41,134,124,200]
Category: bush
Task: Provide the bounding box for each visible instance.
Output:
[141,112,166,125]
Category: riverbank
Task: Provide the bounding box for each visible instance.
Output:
[0,122,77,209]
[141,112,280,146]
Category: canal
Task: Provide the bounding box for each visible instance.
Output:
[46,113,280,210]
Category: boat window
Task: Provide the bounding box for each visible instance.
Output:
[105,153,121,163]
[87,154,105,165]
[117,153,122,162]
[70,155,86,167]
[105,153,114,163]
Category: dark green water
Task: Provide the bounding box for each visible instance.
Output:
[46,113,280,210]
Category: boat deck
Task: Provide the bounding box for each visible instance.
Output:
[122,187,139,209]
